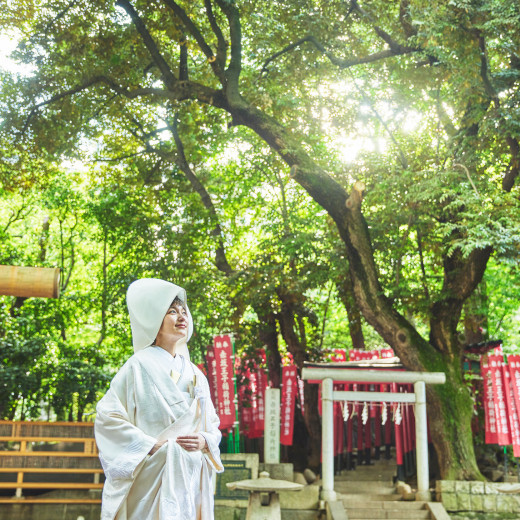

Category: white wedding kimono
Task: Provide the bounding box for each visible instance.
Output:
[95,346,224,520]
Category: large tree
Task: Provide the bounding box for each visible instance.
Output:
[2,0,520,478]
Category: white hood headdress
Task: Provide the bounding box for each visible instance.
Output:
[126,278,193,360]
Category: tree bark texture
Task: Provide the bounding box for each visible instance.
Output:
[336,272,366,350]
[277,294,322,470]
[254,305,282,389]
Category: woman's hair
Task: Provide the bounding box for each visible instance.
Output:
[171,296,186,310]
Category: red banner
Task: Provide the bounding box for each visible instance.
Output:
[331,349,347,362]
[503,362,520,457]
[205,345,219,408]
[281,366,297,445]
[334,395,344,456]
[481,357,498,444]
[237,365,252,437]
[298,376,305,415]
[251,368,267,438]
[488,355,511,446]
[508,355,520,422]
[348,348,394,361]
[213,335,236,430]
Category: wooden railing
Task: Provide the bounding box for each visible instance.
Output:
[0,420,103,504]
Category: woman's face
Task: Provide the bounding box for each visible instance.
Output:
[156,302,189,344]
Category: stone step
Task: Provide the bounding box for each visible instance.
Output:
[345,507,430,519]
[339,493,403,502]
[337,472,395,482]
[338,466,396,474]
[344,500,428,509]
[335,481,397,494]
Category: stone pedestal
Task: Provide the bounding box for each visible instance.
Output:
[226,471,304,520]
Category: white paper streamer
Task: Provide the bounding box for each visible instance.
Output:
[342,401,349,422]
[381,402,387,425]
[395,403,402,425]
[362,402,368,425]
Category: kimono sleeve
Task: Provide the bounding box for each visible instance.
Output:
[197,372,224,473]
[95,361,157,481]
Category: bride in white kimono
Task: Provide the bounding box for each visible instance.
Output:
[95,278,224,520]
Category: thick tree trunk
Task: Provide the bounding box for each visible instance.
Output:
[255,305,281,388]
[278,295,322,471]
[462,281,488,345]
[231,103,489,479]
[427,364,482,479]
[336,273,366,349]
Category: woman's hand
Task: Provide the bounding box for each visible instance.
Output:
[176,433,207,452]
[149,439,168,455]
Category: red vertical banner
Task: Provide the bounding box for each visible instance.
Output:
[503,361,520,457]
[509,355,520,456]
[297,375,305,415]
[392,383,403,465]
[205,345,219,408]
[481,356,498,444]
[345,384,353,455]
[488,355,512,446]
[248,369,262,438]
[255,368,267,436]
[213,334,236,431]
[237,364,252,437]
[335,397,344,456]
[370,384,377,418]
[508,355,520,418]
[281,366,297,445]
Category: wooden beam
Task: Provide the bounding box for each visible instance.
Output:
[0,265,60,298]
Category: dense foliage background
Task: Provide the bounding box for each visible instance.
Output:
[1,0,519,477]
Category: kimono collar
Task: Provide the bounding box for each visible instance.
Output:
[126,278,193,360]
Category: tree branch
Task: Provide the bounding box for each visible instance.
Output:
[179,34,189,81]
[471,31,520,192]
[429,246,492,355]
[214,0,242,90]
[351,0,410,53]
[161,0,226,84]
[42,0,81,36]
[261,34,417,75]
[349,72,408,169]
[399,0,417,39]
[416,227,430,301]
[3,204,29,233]
[123,112,234,275]
[95,151,148,163]
[502,137,520,192]
[453,163,480,197]
[116,0,178,89]
[435,97,457,138]
[476,33,499,106]
[20,75,225,138]
[168,116,233,275]
[204,0,228,69]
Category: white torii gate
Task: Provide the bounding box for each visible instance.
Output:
[301,366,446,502]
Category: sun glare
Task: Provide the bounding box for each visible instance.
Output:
[0,33,35,76]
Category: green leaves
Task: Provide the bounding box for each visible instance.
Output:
[0,0,520,432]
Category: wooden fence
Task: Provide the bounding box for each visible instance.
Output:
[0,420,103,504]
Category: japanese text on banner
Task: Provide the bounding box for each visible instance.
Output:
[213,334,236,430]
[280,366,297,445]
